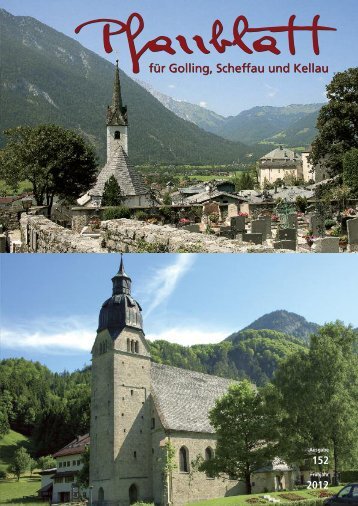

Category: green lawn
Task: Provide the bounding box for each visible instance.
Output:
[0,179,33,196]
[0,430,34,473]
[0,476,43,505]
[186,486,342,506]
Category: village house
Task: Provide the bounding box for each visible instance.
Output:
[257,146,303,187]
[38,434,89,503]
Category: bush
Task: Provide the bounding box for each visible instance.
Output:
[102,206,131,220]
[296,195,308,213]
[0,470,7,479]
[343,148,358,196]
[134,210,149,221]
[340,470,358,482]
[324,219,336,229]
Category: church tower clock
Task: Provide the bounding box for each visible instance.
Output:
[90,257,153,505]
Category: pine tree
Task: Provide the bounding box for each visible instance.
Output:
[101,175,123,206]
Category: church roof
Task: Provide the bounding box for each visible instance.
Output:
[89,145,149,198]
[98,256,144,338]
[151,363,235,433]
[107,60,127,126]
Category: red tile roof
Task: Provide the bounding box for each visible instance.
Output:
[52,434,90,458]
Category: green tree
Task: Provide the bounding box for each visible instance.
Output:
[162,192,172,205]
[101,175,123,206]
[234,172,255,191]
[8,447,31,481]
[37,455,56,471]
[77,446,90,489]
[199,380,280,494]
[29,458,37,476]
[343,148,358,196]
[274,322,358,482]
[310,68,358,176]
[0,125,97,212]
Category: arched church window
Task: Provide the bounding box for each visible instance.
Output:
[135,341,139,354]
[114,131,121,139]
[127,338,130,352]
[205,447,213,461]
[98,487,104,504]
[129,484,138,505]
[179,446,189,473]
[131,340,134,353]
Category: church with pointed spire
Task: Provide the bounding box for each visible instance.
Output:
[89,257,250,506]
[77,62,152,208]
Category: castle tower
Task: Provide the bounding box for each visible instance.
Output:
[90,257,153,505]
[107,60,128,161]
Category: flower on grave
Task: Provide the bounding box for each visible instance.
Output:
[343,208,356,216]
[271,214,279,222]
[238,212,248,217]
[179,218,190,224]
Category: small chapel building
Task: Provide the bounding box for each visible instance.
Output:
[77,62,152,208]
[90,259,297,506]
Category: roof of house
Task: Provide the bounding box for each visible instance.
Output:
[52,433,90,458]
[237,186,314,204]
[38,468,57,476]
[184,190,246,205]
[255,457,293,473]
[38,482,53,495]
[88,146,149,198]
[151,363,235,433]
[260,146,300,161]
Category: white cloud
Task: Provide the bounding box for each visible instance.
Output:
[168,84,175,89]
[143,254,196,318]
[199,101,208,108]
[1,317,95,354]
[146,327,229,346]
[264,84,278,98]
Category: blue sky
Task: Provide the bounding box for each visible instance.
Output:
[1,254,357,372]
[0,0,356,115]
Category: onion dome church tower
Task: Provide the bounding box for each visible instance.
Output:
[77,62,152,208]
[90,256,153,505]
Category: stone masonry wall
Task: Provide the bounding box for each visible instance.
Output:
[20,214,103,253]
[0,208,21,231]
[20,215,291,253]
[169,432,246,506]
[101,219,285,253]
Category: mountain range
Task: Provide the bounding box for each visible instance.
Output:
[0,8,260,166]
[149,310,319,385]
[139,79,323,149]
[0,8,323,167]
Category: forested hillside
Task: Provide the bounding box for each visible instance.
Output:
[0,8,259,165]
[0,328,306,454]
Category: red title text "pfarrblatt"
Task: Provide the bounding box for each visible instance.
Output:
[75,13,337,74]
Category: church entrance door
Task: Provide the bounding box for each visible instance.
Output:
[129,484,138,504]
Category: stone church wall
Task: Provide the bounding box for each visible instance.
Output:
[168,432,246,506]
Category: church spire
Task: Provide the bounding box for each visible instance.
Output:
[107,60,128,126]
[112,254,131,295]
[112,60,122,111]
